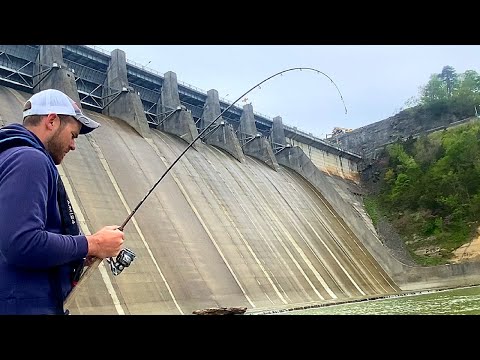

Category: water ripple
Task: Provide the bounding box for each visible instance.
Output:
[279,286,480,315]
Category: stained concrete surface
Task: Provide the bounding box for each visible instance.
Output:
[0,86,401,315]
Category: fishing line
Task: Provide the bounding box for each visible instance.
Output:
[65,67,348,308]
[119,67,347,231]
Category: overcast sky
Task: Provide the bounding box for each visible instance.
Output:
[91,45,480,138]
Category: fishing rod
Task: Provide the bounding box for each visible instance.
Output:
[120,67,347,229]
[68,67,348,298]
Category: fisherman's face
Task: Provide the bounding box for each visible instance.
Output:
[46,115,81,165]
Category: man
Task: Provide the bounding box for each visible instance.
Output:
[0,88,124,315]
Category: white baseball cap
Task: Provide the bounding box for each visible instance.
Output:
[23,88,100,134]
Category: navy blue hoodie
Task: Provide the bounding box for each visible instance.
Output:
[0,123,88,314]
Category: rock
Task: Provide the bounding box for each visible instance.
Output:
[192,307,247,315]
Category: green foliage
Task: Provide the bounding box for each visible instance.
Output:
[469,193,480,217]
[364,65,480,266]
[422,217,442,237]
[413,135,442,169]
[372,117,480,265]
[455,70,480,98]
[439,65,458,97]
[410,253,450,266]
[420,75,449,103]
[363,196,382,226]
[419,67,480,119]
[377,119,480,261]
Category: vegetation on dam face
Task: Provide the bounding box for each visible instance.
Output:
[361,65,480,266]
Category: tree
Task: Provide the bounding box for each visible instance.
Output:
[439,65,458,97]
[454,70,480,100]
[420,74,448,104]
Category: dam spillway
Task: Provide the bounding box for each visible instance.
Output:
[0,86,400,314]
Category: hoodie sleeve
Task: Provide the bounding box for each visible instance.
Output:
[0,147,88,269]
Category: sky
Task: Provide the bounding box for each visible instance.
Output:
[92,45,480,139]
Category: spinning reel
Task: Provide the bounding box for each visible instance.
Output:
[106,248,136,276]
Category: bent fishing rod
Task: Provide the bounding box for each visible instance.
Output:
[104,67,348,276]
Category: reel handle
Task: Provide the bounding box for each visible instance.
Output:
[106,248,136,276]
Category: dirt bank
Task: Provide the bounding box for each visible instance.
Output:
[451,227,480,263]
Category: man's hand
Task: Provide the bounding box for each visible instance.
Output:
[86,225,124,259]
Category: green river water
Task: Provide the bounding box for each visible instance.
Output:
[273,285,480,315]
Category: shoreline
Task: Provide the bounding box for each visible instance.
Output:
[245,283,480,315]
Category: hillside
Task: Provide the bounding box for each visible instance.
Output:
[451,227,480,263]
[360,117,480,266]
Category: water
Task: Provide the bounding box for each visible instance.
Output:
[275,285,480,315]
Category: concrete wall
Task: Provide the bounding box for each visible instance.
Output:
[288,136,360,183]
[329,106,474,158]
[158,71,198,144]
[275,145,480,293]
[4,45,480,314]
[34,45,79,103]
[202,89,245,163]
[103,49,151,138]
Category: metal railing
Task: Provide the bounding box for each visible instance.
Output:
[85,45,279,125]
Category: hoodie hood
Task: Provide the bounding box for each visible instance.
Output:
[0,123,55,168]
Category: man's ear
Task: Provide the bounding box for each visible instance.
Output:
[44,113,58,130]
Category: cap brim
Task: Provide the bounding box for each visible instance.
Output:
[75,114,100,134]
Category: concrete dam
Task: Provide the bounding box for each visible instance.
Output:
[2,45,480,315]
[0,83,401,314]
